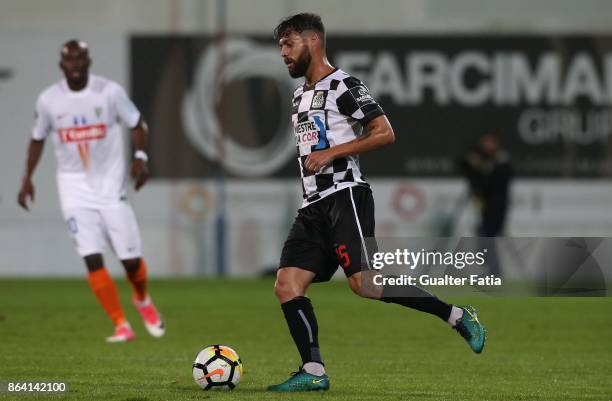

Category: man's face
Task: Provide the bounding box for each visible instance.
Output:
[480,134,499,156]
[279,31,311,78]
[60,45,90,85]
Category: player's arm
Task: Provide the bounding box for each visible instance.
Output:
[130,117,149,191]
[113,81,150,191]
[304,115,395,172]
[19,95,50,211]
[18,139,45,210]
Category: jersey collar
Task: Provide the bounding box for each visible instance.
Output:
[303,67,338,92]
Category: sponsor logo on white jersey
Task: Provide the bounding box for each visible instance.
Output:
[59,124,107,143]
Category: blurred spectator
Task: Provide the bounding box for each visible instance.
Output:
[459,133,513,237]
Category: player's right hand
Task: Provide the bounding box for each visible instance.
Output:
[17,179,35,210]
[130,159,149,191]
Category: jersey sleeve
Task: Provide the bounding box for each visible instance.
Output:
[111,83,141,129]
[336,76,385,126]
[31,95,52,140]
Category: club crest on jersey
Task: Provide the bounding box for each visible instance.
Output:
[95,106,103,118]
[310,90,327,109]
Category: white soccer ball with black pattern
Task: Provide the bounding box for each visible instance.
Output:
[192,345,243,390]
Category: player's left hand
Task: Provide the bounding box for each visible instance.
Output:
[304,149,336,173]
[131,159,149,191]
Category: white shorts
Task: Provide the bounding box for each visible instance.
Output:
[62,202,142,260]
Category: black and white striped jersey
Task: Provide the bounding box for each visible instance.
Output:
[291,68,385,208]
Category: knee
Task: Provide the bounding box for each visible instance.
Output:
[348,272,381,299]
[273,267,314,303]
[274,278,297,303]
[274,270,307,303]
[122,258,141,274]
[348,275,366,297]
[84,254,104,272]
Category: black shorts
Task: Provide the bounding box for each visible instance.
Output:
[279,185,375,282]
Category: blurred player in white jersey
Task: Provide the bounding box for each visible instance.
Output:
[17,39,165,342]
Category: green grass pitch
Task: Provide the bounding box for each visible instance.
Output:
[0,278,610,400]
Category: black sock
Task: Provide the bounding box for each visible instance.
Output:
[380,283,452,322]
[281,296,323,365]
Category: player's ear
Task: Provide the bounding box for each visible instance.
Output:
[309,31,319,45]
[304,32,319,51]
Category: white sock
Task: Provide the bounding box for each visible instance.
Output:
[303,362,325,376]
[447,306,464,327]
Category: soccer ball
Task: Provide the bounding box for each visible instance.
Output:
[192,345,243,390]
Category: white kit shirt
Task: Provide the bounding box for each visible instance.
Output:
[32,75,141,209]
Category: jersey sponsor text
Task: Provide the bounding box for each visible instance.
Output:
[59,124,107,143]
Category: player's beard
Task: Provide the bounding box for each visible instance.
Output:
[289,48,311,78]
[62,66,89,90]
[68,71,87,86]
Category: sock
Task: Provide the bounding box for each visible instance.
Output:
[303,362,326,376]
[380,283,452,322]
[447,305,464,327]
[87,268,126,326]
[281,296,323,366]
[126,259,148,302]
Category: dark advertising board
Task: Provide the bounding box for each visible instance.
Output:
[132,35,612,178]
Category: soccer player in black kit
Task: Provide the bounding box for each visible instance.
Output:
[269,13,486,392]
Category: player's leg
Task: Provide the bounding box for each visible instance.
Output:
[121,257,147,302]
[347,271,457,322]
[269,266,329,392]
[337,187,486,353]
[120,257,164,337]
[268,207,331,392]
[101,202,165,338]
[83,253,135,342]
[348,272,485,352]
[63,208,133,342]
[84,253,125,327]
[274,266,322,368]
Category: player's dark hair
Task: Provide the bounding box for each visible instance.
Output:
[273,13,326,48]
